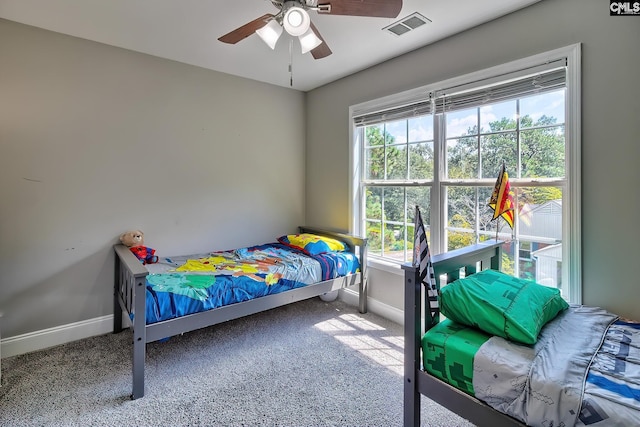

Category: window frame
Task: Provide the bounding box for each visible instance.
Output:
[349,44,581,303]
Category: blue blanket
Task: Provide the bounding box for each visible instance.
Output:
[143,243,359,324]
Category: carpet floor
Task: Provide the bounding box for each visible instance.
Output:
[0,298,474,427]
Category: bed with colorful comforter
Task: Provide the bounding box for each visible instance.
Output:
[143,242,360,324]
[403,242,640,427]
[114,227,367,399]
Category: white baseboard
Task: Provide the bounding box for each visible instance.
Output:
[1,292,401,359]
[339,289,404,325]
[1,315,116,359]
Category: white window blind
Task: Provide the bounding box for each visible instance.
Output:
[353,100,432,127]
[434,63,566,113]
[353,58,566,125]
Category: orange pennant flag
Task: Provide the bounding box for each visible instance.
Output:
[488,163,515,228]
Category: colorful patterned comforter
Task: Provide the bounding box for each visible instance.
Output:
[143,243,359,324]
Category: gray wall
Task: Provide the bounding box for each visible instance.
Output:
[306,0,640,319]
[0,19,306,338]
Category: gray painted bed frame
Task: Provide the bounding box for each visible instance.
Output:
[403,241,525,427]
[114,226,367,399]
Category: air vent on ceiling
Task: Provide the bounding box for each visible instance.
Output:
[384,12,431,36]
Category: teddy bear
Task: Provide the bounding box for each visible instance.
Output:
[119,230,158,264]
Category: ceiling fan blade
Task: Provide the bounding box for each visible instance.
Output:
[218,14,275,44]
[309,22,332,59]
[317,0,402,18]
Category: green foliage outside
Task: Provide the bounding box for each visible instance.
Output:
[364,110,564,258]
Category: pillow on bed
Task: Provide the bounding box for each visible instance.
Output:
[277,233,347,255]
[439,269,569,345]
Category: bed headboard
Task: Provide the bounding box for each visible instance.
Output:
[431,240,502,281]
[402,240,502,333]
[298,225,368,313]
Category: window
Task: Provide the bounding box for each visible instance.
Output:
[350,45,581,303]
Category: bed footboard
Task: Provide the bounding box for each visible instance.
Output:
[113,244,149,399]
[402,241,505,427]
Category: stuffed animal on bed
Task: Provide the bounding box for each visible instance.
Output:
[119,230,158,265]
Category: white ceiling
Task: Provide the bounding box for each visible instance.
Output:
[0,0,542,91]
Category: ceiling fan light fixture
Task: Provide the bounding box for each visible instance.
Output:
[299,28,322,54]
[283,6,311,37]
[255,19,283,49]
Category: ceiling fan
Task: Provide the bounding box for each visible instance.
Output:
[218,0,403,59]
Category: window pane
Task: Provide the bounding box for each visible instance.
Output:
[406,187,431,262]
[385,120,406,144]
[520,126,565,179]
[516,187,563,242]
[365,220,382,256]
[446,107,478,139]
[518,245,537,281]
[480,132,517,179]
[446,186,477,250]
[365,187,383,256]
[365,147,384,180]
[478,186,497,235]
[447,136,478,179]
[498,186,564,288]
[386,145,407,180]
[447,186,477,227]
[384,222,406,262]
[480,100,516,133]
[407,187,430,224]
[409,142,434,180]
[365,186,382,221]
[408,115,433,142]
[378,186,406,260]
[383,187,405,223]
[501,239,563,289]
[501,244,516,276]
[365,125,384,147]
[520,89,565,128]
[405,187,431,262]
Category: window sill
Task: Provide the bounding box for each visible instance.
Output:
[367,257,406,276]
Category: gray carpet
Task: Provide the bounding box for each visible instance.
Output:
[0,299,474,427]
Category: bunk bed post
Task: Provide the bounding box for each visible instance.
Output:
[402,263,421,427]
[132,275,147,399]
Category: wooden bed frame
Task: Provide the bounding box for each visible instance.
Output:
[114,226,368,399]
[403,240,525,427]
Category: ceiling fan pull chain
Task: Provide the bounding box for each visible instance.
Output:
[289,38,294,87]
